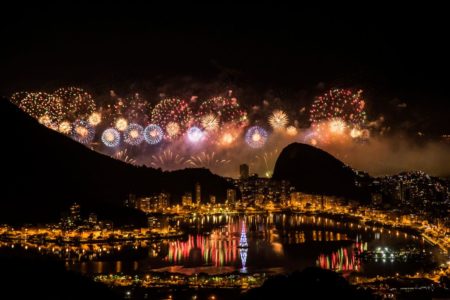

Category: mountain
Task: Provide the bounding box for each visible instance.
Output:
[1,99,232,225]
[272,143,370,200]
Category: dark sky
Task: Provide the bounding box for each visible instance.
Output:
[1,2,449,135]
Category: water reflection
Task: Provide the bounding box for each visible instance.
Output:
[0,213,439,278]
[316,240,367,272]
[166,235,238,267]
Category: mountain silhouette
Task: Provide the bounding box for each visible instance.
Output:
[272,142,369,199]
[1,99,232,225]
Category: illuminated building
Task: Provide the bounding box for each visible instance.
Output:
[148,216,168,231]
[195,182,201,206]
[182,192,193,206]
[135,193,170,212]
[209,195,216,205]
[88,213,97,225]
[149,193,170,210]
[137,197,151,211]
[227,189,236,205]
[290,192,301,206]
[69,202,81,225]
[240,164,249,179]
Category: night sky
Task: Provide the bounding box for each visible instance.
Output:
[1,3,449,136]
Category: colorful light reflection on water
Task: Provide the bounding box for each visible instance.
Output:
[316,241,367,272]
[166,235,239,267]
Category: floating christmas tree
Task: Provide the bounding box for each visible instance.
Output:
[238,222,248,248]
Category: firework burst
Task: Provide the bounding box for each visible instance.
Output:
[124,93,152,124]
[151,98,193,138]
[252,149,279,177]
[200,114,219,131]
[197,96,247,127]
[19,92,64,123]
[165,121,181,139]
[245,126,269,148]
[88,112,102,126]
[38,115,53,127]
[149,149,186,170]
[114,149,137,165]
[58,121,72,134]
[115,117,128,131]
[187,126,205,143]
[10,91,30,106]
[144,124,164,145]
[101,128,121,147]
[185,152,231,169]
[53,87,96,121]
[124,123,144,145]
[328,118,347,135]
[220,132,236,146]
[268,110,288,130]
[310,88,366,127]
[286,126,298,136]
[72,120,95,144]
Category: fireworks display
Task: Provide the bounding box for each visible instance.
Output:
[101,128,121,147]
[197,97,247,126]
[165,122,181,139]
[252,149,279,178]
[123,93,152,124]
[58,121,72,134]
[114,149,136,165]
[124,123,144,145]
[220,132,236,146]
[38,115,52,127]
[19,92,63,123]
[72,120,95,144]
[53,87,96,121]
[245,126,269,149]
[10,86,377,176]
[350,128,362,138]
[151,98,193,138]
[187,126,204,143]
[286,126,298,136]
[268,110,288,130]
[186,152,231,169]
[144,124,164,145]
[88,112,102,126]
[200,114,219,131]
[115,117,128,131]
[328,118,346,135]
[310,88,366,127]
[150,149,186,170]
[10,91,29,106]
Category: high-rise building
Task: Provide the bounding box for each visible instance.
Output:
[137,197,151,211]
[158,193,170,209]
[227,189,236,204]
[209,195,216,205]
[182,192,193,206]
[195,182,201,205]
[70,202,81,223]
[88,213,98,225]
[240,164,249,179]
